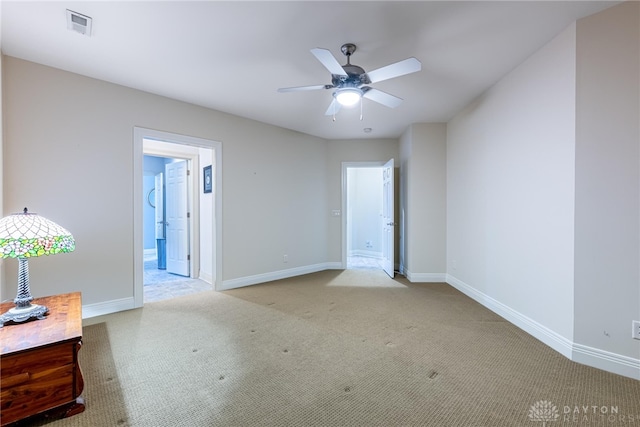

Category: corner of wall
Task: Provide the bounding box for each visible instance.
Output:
[399,126,412,273]
[0,53,5,299]
[401,123,447,276]
[574,0,640,376]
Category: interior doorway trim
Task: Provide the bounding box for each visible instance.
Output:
[145,142,200,279]
[133,127,222,308]
[341,161,386,269]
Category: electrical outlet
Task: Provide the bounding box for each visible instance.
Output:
[283,254,288,263]
[633,320,640,340]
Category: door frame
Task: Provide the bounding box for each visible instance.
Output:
[133,127,222,308]
[162,157,192,277]
[341,161,387,269]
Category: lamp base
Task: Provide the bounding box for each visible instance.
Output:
[0,303,48,327]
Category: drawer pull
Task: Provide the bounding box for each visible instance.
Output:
[2,372,31,388]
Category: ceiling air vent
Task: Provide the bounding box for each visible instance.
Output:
[66,10,92,36]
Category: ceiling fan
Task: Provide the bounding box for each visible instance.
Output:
[278,43,422,118]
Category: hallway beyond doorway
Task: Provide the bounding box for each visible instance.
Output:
[144,253,212,303]
[347,255,382,270]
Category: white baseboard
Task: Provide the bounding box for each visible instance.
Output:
[572,343,640,380]
[81,263,342,317]
[326,262,343,270]
[199,271,213,284]
[446,274,640,380]
[350,250,383,259]
[143,248,156,256]
[220,263,337,291]
[82,297,136,319]
[446,274,573,358]
[404,270,447,283]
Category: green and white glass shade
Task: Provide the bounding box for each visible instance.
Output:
[0,208,75,327]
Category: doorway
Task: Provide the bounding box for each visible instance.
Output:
[341,161,399,276]
[133,127,222,308]
[345,166,384,270]
[342,162,384,270]
[142,155,211,302]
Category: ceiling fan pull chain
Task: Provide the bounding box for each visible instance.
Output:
[360,97,363,121]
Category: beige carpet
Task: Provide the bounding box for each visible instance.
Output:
[34,269,639,426]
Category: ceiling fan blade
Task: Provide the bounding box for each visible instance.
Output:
[278,84,331,93]
[362,87,403,108]
[311,48,348,77]
[324,98,342,116]
[365,57,421,84]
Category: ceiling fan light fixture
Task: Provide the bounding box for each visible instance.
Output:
[334,87,362,107]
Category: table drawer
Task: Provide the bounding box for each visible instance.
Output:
[0,293,84,426]
[1,363,75,425]
[1,342,74,379]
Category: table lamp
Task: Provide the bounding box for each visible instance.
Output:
[0,208,75,327]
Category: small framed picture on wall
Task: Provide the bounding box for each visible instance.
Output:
[203,165,212,193]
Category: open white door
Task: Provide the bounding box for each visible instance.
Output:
[154,173,164,239]
[165,160,190,276]
[382,159,395,278]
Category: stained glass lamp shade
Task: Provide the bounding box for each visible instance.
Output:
[0,208,75,327]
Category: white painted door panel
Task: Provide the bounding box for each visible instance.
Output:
[165,161,190,276]
[154,173,164,239]
[382,159,394,278]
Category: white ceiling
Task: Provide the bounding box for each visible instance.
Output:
[1,1,617,140]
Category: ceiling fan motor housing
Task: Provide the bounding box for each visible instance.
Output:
[332,43,371,87]
[332,65,370,88]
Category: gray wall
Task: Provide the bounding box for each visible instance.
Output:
[446,2,639,377]
[1,56,329,306]
[400,123,447,281]
[1,57,401,306]
[574,1,640,365]
[447,23,577,342]
[0,26,4,290]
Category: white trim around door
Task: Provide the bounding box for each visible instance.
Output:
[133,127,223,308]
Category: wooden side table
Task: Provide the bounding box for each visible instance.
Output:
[0,292,85,426]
